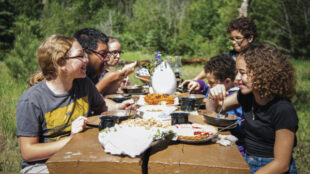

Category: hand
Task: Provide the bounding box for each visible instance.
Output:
[187,80,200,92]
[180,80,200,92]
[208,84,228,101]
[122,61,137,76]
[180,80,190,88]
[118,99,137,110]
[120,77,130,87]
[71,116,88,135]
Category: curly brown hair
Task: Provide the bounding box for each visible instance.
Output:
[239,44,296,99]
[204,54,236,82]
[227,17,257,39]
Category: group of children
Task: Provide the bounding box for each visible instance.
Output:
[16,17,298,174]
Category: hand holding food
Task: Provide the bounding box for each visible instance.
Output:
[122,61,137,76]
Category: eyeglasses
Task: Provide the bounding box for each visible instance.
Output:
[88,49,109,60]
[230,36,245,43]
[109,50,123,56]
[64,53,87,61]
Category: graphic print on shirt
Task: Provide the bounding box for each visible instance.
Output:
[44,96,89,141]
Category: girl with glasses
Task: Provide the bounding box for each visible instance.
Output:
[17,35,108,173]
[97,37,137,96]
[191,17,257,81]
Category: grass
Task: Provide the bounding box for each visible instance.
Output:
[0,57,309,173]
[0,62,26,172]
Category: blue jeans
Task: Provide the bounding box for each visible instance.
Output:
[244,154,297,174]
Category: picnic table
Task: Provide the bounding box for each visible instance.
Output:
[46,115,250,174]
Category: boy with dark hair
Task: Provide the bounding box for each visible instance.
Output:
[183,54,244,155]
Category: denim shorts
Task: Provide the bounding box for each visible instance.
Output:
[244,154,297,174]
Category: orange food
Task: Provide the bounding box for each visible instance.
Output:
[144,94,175,105]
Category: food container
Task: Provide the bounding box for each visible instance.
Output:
[170,112,189,125]
[106,94,131,103]
[179,94,205,111]
[201,111,238,127]
[101,110,137,122]
[121,85,144,94]
[98,116,118,131]
[138,105,177,120]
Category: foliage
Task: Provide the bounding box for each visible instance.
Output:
[0,62,26,172]
[250,0,310,59]
[5,15,41,80]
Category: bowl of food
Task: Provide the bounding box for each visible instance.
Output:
[121,85,144,94]
[201,111,238,127]
[170,112,189,125]
[106,94,131,103]
[138,105,178,120]
[101,110,137,122]
[178,94,205,111]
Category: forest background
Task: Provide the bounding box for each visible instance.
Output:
[0,0,309,173]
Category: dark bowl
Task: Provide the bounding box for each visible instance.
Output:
[106,94,131,103]
[170,112,189,125]
[121,85,143,94]
[101,110,137,122]
[98,116,119,131]
[201,111,238,127]
[179,94,205,111]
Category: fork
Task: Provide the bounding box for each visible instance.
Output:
[127,98,138,116]
[216,98,225,118]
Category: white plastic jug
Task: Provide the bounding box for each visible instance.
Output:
[151,61,176,95]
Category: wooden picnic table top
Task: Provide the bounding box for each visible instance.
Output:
[46,114,250,174]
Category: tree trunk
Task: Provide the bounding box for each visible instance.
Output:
[238,0,250,17]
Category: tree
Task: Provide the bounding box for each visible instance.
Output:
[250,0,310,59]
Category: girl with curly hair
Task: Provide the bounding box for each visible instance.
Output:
[206,44,298,173]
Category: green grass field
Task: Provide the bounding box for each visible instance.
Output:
[0,55,309,173]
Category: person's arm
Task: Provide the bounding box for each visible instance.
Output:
[96,70,125,93]
[19,116,88,162]
[206,84,240,113]
[96,62,137,93]
[193,70,206,80]
[255,128,295,174]
[19,136,71,161]
[104,98,135,111]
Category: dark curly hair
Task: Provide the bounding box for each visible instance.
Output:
[204,54,236,82]
[74,28,109,54]
[239,44,296,99]
[227,17,257,40]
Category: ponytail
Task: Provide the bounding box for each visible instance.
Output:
[28,71,45,87]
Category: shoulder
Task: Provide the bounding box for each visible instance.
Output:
[270,98,298,129]
[18,81,47,104]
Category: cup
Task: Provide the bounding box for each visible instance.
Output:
[171,112,189,125]
[180,98,196,111]
[182,83,189,92]
[98,116,118,131]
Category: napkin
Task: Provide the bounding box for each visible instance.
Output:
[213,134,238,146]
[98,125,154,158]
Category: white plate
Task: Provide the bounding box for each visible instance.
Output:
[138,105,178,120]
